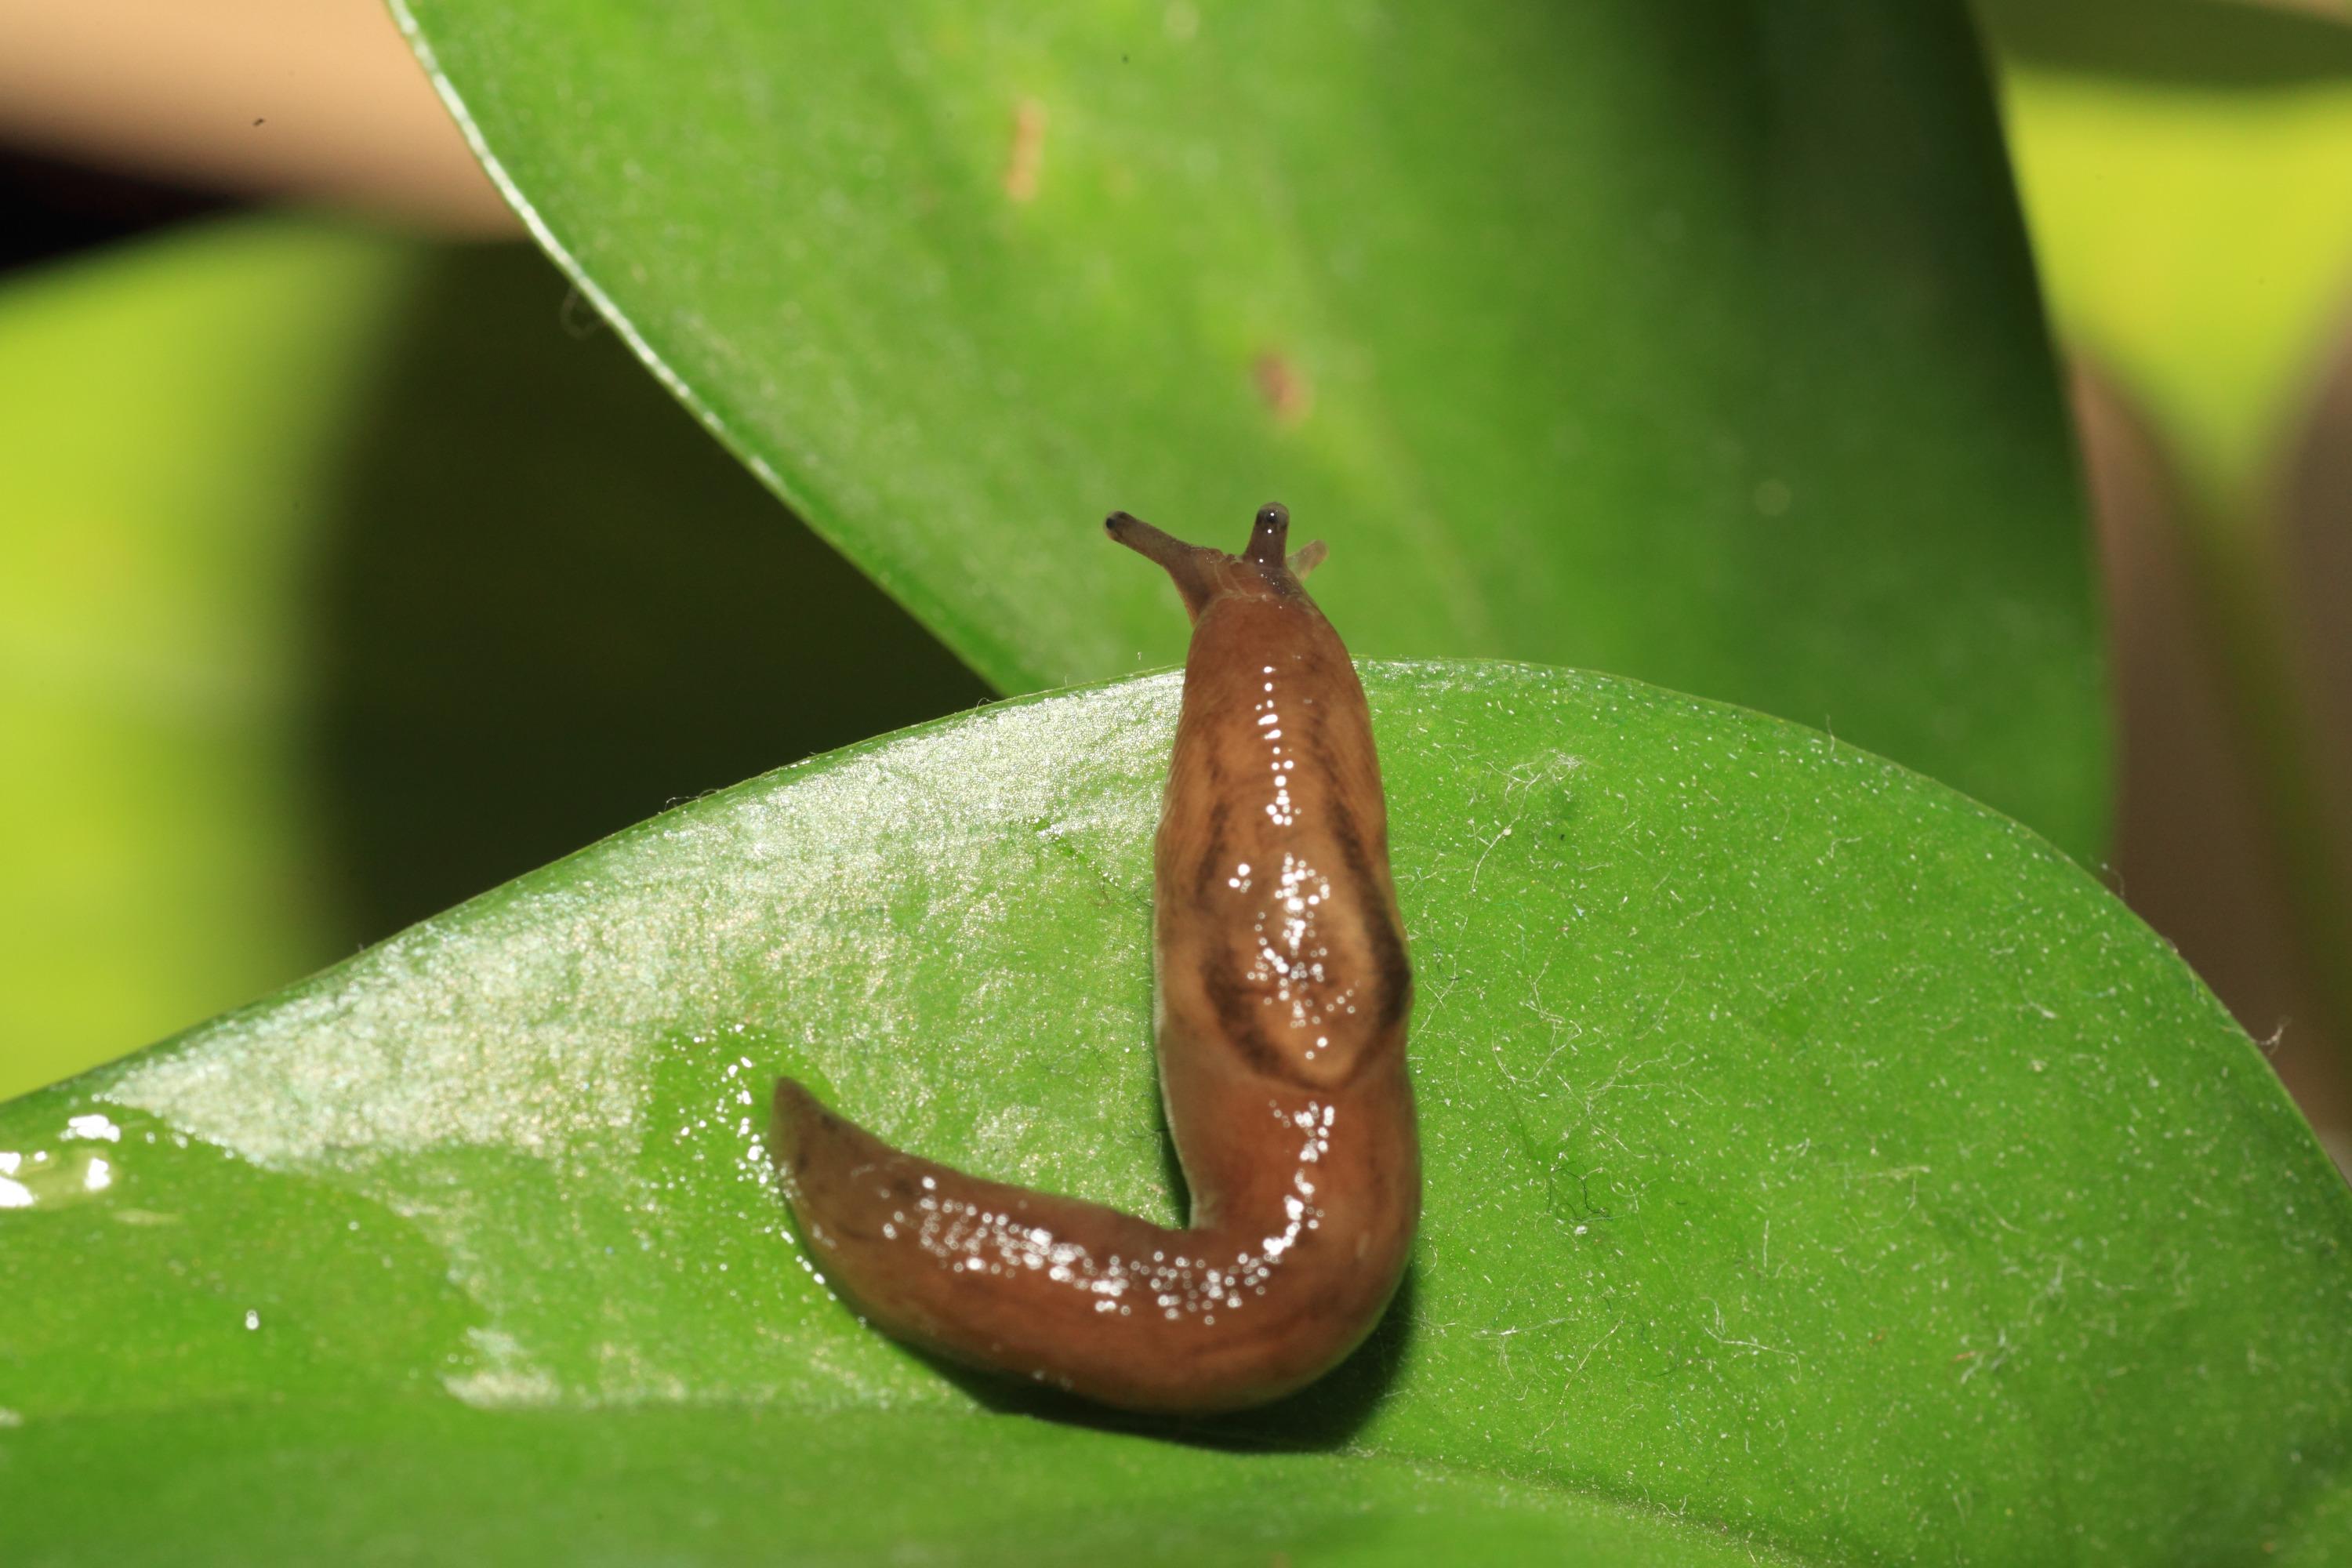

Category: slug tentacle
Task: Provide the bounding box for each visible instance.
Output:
[1243,500,1290,564]
[773,506,1417,1415]
[1103,510,1221,620]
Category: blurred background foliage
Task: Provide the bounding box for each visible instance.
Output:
[1980,0,2352,1163]
[0,0,2347,1177]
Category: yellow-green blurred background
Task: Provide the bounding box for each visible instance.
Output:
[2,0,2347,1168]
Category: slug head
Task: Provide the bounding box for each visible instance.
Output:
[1105,503,1326,622]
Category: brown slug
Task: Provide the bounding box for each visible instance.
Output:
[771,503,1417,1414]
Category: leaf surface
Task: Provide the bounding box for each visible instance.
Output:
[393,0,2109,857]
[0,216,985,1099]
[5,664,2343,1564]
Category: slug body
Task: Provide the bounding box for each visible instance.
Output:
[771,505,1416,1414]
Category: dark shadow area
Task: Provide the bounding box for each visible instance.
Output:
[0,147,228,274]
[927,1266,1421,1454]
[1192,1263,1421,1450]
[309,244,992,938]
[1978,0,2352,88]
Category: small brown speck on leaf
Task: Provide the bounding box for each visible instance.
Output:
[1004,98,1048,203]
[1253,350,1313,426]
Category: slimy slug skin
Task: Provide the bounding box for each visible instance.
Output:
[772,505,1416,1414]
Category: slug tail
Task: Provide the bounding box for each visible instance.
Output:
[769,1078,903,1247]
[769,1073,1406,1414]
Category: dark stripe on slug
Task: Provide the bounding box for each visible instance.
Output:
[1193,795,1233,906]
[1201,960,1290,1076]
[1374,924,1412,1029]
[1367,913,1413,1032]
[1318,787,1413,1033]
[1312,769,1377,906]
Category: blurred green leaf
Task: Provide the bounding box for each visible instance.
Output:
[6,665,2343,1563]
[1985,0,2352,1073]
[0,217,985,1102]
[0,222,411,1096]
[1985,0,2352,506]
[394,0,2108,858]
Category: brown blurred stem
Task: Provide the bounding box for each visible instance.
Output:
[2076,360,2352,1158]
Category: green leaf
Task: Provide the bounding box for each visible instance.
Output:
[1984,0,2352,1069]
[0,220,413,1097]
[5,664,2343,1563]
[391,0,2109,860]
[1985,0,2352,506]
[0,216,985,1101]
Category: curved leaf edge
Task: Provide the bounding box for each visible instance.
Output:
[9,658,2343,1567]
[386,4,1021,696]
[37,654,2318,1174]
